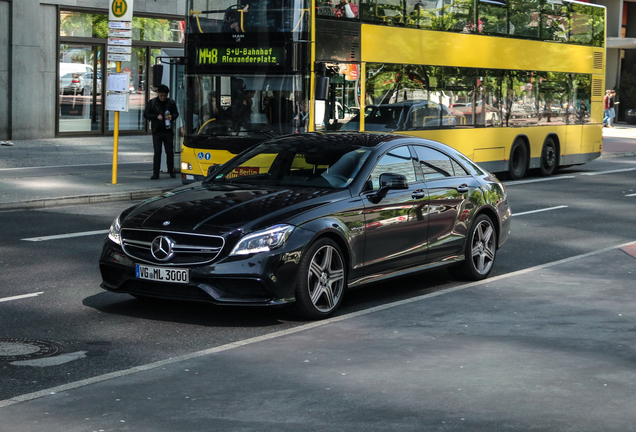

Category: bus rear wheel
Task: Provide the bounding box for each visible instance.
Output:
[539,138,558,176]
[508,140,528,180]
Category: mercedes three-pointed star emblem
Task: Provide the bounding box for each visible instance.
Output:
[151,236,175,261]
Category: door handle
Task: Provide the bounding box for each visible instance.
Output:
[411,189,426,199]
[456,184,469,193]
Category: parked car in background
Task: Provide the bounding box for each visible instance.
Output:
[61,72,102,96]
[100,132,511,320]
[341,100,457,131]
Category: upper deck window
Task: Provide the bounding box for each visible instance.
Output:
[188,0,309,35]
[357,0,604,47]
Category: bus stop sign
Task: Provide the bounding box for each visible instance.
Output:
[109,0,133,21]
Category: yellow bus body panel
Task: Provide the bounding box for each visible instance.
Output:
[361,25,601,75]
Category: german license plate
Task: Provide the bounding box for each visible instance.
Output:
[135,265,189,284]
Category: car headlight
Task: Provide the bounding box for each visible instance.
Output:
[108,216,122,245]
[230,224,295,256]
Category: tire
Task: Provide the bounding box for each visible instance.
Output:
[287,238,346,320]
[539,138,558,176]
[455,214,497,281]
[508,140,528,180]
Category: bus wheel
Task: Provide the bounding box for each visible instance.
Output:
[539,138,557,176]
[508,140,528,180]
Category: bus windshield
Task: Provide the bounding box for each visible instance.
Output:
[186,73,309,140]
[188,0,309,36]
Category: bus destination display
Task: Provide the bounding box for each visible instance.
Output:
[198,46,283,67]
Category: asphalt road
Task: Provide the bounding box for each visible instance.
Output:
[1,156,635,403]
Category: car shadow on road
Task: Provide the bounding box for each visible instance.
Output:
[82,268,459,327]
[82,291,289,328]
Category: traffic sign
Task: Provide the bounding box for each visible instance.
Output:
[109,0,134,22]
[109,29,132,38]
[108,54,132,62]
[109,38,132,46]
[108,45,132,54]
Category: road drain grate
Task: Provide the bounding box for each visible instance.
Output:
[0,338,63,362]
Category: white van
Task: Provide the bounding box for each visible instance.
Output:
[59,63,93,76]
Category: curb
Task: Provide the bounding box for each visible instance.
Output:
[600,151,636,159]
[0,188,174,211]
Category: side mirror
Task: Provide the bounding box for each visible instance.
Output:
[206,164,220,177]
[152,64,164,88]
[315,76,329,101]
[368,173,408,203]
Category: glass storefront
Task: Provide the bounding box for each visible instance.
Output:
[58,11,184,135]
[58,44,103,133]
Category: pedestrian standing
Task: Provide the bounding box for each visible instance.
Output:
[603,90,611,127]
[144,84,179,179]
[609,90,618,127]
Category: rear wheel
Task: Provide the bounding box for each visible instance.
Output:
[287,238,346,320]
[539,138,558,176]
[455,214,497,281]
[508,140,528,180]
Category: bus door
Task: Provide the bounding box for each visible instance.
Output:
[313,62,360,132]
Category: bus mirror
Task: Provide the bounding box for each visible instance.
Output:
[315,77,329,101]
[152,64,164,88]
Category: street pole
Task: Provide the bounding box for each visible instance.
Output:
[112,60,121,184]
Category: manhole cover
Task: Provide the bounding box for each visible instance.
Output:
[0,338,63,362]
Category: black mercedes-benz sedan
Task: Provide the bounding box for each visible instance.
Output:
[100,133,511,319]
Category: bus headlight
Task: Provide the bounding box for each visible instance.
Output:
[230,225,295,256]
[181,162,192,171]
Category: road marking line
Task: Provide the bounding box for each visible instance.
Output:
[21,230,109,242]
[512,205,568,217]
[504,176,575,185]
[0,162,152,172]
[0,292,44,303]
[580,167,636,176]
[2,239,635,409]
[626,193,636,197]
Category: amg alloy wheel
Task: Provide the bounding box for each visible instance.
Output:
[456,214,497,281]
[289,238,346,319]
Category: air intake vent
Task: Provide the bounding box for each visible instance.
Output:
[593,52,603,70]
[592,79,603,97]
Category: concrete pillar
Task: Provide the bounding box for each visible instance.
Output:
[11,1,57,140]
[0,1,10,140]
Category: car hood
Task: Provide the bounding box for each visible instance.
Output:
[121,183,345,235]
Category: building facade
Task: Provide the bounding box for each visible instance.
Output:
[1,0,634,140]
[0,0,185,140]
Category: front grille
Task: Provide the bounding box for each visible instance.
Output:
[121,228,224,266]
[123,280,213,301]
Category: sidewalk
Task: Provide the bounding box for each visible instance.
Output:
[0,135,182,210]
[0,126,635,211]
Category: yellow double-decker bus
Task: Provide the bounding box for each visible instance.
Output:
[181,0,605,182]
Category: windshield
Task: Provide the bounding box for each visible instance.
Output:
[205,136,373,188]
[188,0,309,36]
[186,73,309,141]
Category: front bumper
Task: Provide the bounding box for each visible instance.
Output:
[99,228,314,306]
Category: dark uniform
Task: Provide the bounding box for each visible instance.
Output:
[144,88,179,178]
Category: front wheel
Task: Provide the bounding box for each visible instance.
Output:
[455,214,497,281]
[539,138,558,176]
[287,238,346,320]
